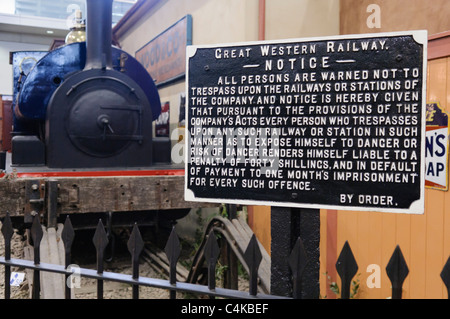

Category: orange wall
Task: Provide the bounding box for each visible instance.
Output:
[326,0,450,300]
[320,56,450,299]
[250,45,450,300]
[249,1,450,298]
[248,206,271,254]
[340,0,450,36]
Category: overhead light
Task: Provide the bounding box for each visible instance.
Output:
[46,30,54,34]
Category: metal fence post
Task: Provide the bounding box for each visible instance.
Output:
[386,245,409,299]
[93,219,109,299]
[127,223,144,299]
[335,241,358,299]
[61,216,75,299]
[288,237,308,299]
[270,207,320,298]
[165,227,181,299]
[30,215,43,299]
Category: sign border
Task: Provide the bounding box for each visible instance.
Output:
[185,30,428,214]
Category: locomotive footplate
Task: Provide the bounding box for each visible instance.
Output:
[0,154,215,230]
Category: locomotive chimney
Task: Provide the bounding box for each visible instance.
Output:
[84,0,113,70]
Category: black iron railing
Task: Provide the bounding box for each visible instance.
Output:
[0,212,449,299]
[0,213,288,299]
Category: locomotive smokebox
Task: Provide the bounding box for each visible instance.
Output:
[44,0,155,168]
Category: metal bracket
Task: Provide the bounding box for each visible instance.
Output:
[24,180,45,226]
[24,179,61,228]
[46,180,59,228]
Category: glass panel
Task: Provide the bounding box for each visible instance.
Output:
[0,0,136,26]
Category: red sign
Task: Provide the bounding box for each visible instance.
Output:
[136,15,192,86]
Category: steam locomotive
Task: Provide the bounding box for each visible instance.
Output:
[3,0,199,242]
[10,0,171,170]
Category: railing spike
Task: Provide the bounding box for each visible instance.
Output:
[93,219,109,299]
[440,256,450,299]
[127,223,144,275]
[336,241,358,299]
[30,215,43,264]
[386,245,409,299]
[288,236,308,299]
[127,223,144,299]
[164,227,181,299]
[244,234,262,296]
[61,216,75,263]
[93,219,109,267]
[164,227,181,275]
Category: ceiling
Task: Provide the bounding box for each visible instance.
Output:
[0,0,137,44]
[0,13,69,42]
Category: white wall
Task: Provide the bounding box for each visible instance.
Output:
[265,0,340,39]
[115,0,340,134]
[113,0,340,161]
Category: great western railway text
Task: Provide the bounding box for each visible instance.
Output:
[186,32,426,213]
